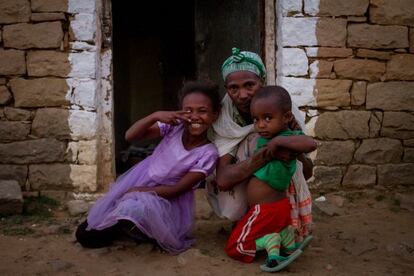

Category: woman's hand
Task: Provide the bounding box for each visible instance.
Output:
[154,110,190,125]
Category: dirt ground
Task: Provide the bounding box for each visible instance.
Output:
[0,188,413,276]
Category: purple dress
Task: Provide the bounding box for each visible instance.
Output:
[86,122,218,253]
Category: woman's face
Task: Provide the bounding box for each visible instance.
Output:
[224,71,263,114]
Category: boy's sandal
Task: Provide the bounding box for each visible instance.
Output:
[295,235,313,251]
[260,249,303,273]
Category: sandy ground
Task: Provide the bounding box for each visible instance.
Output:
[0,189,413,276]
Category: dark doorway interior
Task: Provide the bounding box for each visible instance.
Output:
[112,1,195,174]
[112,1,264,174]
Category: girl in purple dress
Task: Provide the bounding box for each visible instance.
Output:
[76,81,220,254]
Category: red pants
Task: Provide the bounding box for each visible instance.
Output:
[225,198,291,263]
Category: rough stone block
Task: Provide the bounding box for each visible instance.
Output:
[279,77,351,107]
[0,121,31,142]
[68,110,97,139]
[0,86,12,105]
[354,138,403,164]
[0,0,31,24]
[314,140,355,165]
[370,0,414,26]
[404,148,414,162]
[67,140,97,164]
[27,50,70,77]
[311,166,343,189]
[70,13,95,42]
[410,28,414,53]
[31,12,66,22]
[3,107,32,121]
[0,138,66,164]
[404,139,414,147]
[356,49,392,60]
[314,79,352,107]
[309,60,333,78]
[30,163,71,190]
[281,17,347,47]
[66,199,90,216]
[0,165,28,187]
[305,47,353,58]
[304,0,369,16]
[0,49,26,75]
[39,190,67,201]
[369,112,382,138]
[280,0,302,16]
[378,163,414,186]
[381,112,414,139]
[334,59,385,81]
[3,22,63,49]
[342,165,376,187]
[0,180,23,215]
[347,16,367,22]
[351,81,366,106]
[314,111,371,139]
[348,24,408,49]
[386,54,414,81]
[32,108,70,139]
[279,48,308,76]
[69,165,97,192]
[10,78,69,107]
[366,82,414,111]
[31,0,68,12]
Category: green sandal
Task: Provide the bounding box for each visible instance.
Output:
[295,235,313,251]
[260,249,303,273]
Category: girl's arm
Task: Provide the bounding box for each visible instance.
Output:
[126,172,206,199]
[125,111,190,142]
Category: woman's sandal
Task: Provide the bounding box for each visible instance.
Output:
[260,249,303,273]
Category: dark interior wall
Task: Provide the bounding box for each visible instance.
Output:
[112,1,195,172]
[195,0,264,94]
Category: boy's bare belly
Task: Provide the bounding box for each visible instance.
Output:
[247,177,287,207]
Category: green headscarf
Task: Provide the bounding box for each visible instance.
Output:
[221,47,266,81]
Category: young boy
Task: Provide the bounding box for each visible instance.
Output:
[225,86,316,272]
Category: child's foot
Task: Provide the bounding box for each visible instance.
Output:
[260,250,303,273]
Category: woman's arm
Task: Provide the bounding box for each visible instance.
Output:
[215,149,269,191]
[126,172,206,199]
[267,135,317,156]
[125,110,190,143]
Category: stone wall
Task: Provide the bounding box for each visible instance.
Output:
[276,0,414,190]
[0,0,115,200]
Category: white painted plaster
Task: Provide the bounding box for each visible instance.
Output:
[279,77,316,107]
[70,79,97,110]
[69,51,96,78]
[68,0,96,14]
[280,17,319,47]
[69,110,97,140]
[70,13,96,42]
[303,0,320,16]
[70,42,97,52]
[280,0,303,16]
[309,60,320,78]
[280,48,308,76]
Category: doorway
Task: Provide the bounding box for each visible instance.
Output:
[112,1,264,174]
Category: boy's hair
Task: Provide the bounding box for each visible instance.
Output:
[252,85,292,113]
[178,81,221,112]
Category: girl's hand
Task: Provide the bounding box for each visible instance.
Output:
[154,111,190,125]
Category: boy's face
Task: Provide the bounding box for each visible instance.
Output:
[250,97,292,139]
[181,92,218,137]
